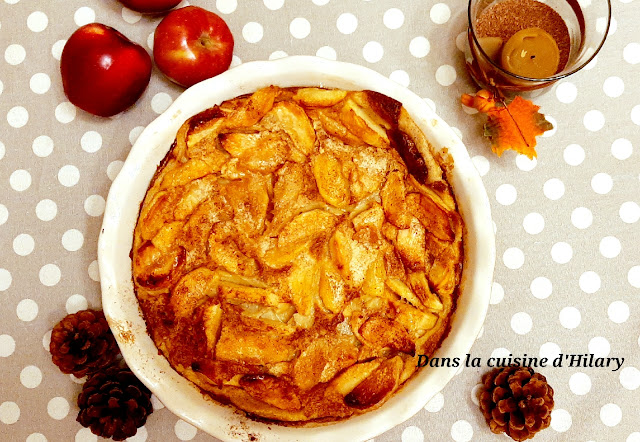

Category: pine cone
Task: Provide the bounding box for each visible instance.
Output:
[77,365,153,441]
[479,366,554,441]
[50,309,120,377]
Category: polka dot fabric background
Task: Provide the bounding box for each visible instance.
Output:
[1,0,639,440]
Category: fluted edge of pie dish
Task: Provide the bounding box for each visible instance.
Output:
[98,56,495,442]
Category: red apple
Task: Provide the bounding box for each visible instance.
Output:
[117,0,182,14]
[60,23,152,117]
[153,6,234,88]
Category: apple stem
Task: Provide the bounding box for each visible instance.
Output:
[198,34,216,50]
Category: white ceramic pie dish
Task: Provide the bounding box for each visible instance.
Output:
[98,56,495,442]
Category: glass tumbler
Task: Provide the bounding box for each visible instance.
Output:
[466,0,612,94]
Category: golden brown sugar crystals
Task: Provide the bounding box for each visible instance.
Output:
[475,0,571,73]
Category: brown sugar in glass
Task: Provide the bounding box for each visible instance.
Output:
[475,0,571,72]
[466,0,612,94]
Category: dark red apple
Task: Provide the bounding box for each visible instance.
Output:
[153,6,234,88]
[117,0,182,14]
[60,23,152,117]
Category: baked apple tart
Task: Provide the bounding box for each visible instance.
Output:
[132,86,464,423]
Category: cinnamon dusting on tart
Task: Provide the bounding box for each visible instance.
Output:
[132,86,464,423]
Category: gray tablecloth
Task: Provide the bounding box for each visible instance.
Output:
[1,0,638,440]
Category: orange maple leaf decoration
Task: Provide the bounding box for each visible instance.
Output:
[461,90,554,159]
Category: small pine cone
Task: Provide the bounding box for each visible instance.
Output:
[50,309,120,377]
[479,366,554,441]
[77,365,153,441]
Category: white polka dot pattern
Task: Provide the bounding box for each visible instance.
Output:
[0,269,13,292]
[550,409,572,432]
[424,393,444,412]
[337,13,358,35]
[362,41,383,63]
[7,106,29,128]
[540,342,562,361]
[0,401,20,424]
[490,347,511,359]
[559,307,581,329]
[262,0,282,12]
[571,207,593,229]
[150,394,165,411]
[289,18,310,40]
[41,330,51,353]
[74,7,95,27]
[435,65,456,86]
[16,299,38,322]
[569,372,591,395]
[30,73,51,94]
[87,260,100,282]
[27,11,48,33]
[39,264,61,287]
[551,242,572,264]
[619,367,640,391]
[32,135,54,157]
[36,199,57,221]
[316,46,336,60]
[61,229,84,252]
[503,247,524,269]
[0,0,638,440]
[75,427,97,442]
[589,336,611,358]
[126,425,148,442]
[55,102,76,123]
[543,178,565,200]
[401,426,424,442]
[58,165,80,187]
[242,22,263,43]
[121,7,142,25]
[26,433,47,442]
[580,271,601,294]
[383,8,404,30]
[620,201,640,223]
[592,172,613,194]
[66,294,88,314]
[523,212,544,235]
[5,44,26,65]
[608,301,629,324]
[563,144,585,166]
[510,312,532,335]
[429,3,451,25]
[81,131,102,153]
[600,403,622,427]
[151,93,173,114]
[0,334,16,357]
[106,160,124,180]
[471,155,489,176]
[530,276,552,300]
[13,233,35,256]
[46,397,69,420]
[51,40,65,60]
[84,195,105,217]
[20,365,43,389]
[556,82,577,103]
[409,37,430,58]
[174,420,197,440]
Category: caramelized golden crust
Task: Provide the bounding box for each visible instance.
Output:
[132,86,464,423]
